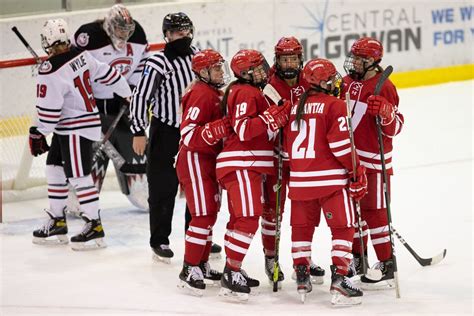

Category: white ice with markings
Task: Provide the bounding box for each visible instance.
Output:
[1,80,472,315]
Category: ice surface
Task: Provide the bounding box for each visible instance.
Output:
[1,80,472,315]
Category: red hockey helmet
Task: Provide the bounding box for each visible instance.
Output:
[350,37,383,61]
[303,58,337,86]
[192,49,224,73]
[230,49,266,77]
[274,36,303,56]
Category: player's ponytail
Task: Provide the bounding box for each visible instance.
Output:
[220,79,242,116]
[295,89,310,130]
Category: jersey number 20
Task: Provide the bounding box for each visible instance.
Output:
[74,70,96,112]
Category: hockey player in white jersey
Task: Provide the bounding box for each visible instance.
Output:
[72,4,149,210]
[30,19,131,250]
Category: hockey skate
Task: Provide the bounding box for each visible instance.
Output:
[348,253,368,279]
[219,266,251,302]
[32,210,68,245]
[330,265,363,306]
[264,256,284,289]
[178,263,206,297]
[294,265,312,303]
[200,261,222,286]
[152,244,174,264]
[209,242,222,260]
[292,261,325,285]
[360,259,395,290]
[70,213,106,251]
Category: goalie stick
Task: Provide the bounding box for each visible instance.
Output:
[262,83,284,292]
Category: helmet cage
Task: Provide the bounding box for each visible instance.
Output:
[104,5,135,50]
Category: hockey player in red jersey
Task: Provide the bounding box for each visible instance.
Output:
[265,36,325,285]
[216,49,290,300]
[175,49,232,296]
[29,19,131,250]
[342,37,404,289]
[286,58,367,305]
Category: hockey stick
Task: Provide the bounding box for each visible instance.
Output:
[11,26,43,64]
[345,92,368,276]
[263,83,284,292]
[392,226,447,266]
[373,65,401,298]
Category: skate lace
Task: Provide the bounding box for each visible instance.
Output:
[80,221,92,235]
[343,276,361,291]
[39,218,55,235]
[201,262,218,277]
[160,244,171,250]
[372,261,384,271]
[187,266,204,282]
[231,271,248,286]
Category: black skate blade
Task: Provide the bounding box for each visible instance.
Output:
[177,280,204,297]
[70,238,106,251]
[218,287,249,302]
[32,235,69,246]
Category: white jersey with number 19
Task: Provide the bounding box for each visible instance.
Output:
[35,47,131,141]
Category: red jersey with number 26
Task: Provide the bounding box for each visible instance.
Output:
[286,92,358,200]
[35,47,131,141]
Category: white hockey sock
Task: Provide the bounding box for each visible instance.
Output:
[45,165,68,217]
[69,175,100,219]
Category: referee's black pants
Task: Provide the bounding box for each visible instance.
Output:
[147,117,191,248]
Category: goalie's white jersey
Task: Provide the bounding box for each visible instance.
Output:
[35,47,131,141]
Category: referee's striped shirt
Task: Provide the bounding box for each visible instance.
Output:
[130,46,197,134]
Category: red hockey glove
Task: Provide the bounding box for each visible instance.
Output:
[259,101,291,132]
[201,117,232,145]
[29,126,49,157]
[367,95,395,124]
[349,165,368,202]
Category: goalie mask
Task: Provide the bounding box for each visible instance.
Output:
[303,58,343,97]
[41,19,70,55]
[274,36,303,80]
[192,49,230,88]
[104,4,136,50]
[344,37,383,80]
[230,49,270,88]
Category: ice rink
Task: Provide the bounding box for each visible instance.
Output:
[1,80,472,315]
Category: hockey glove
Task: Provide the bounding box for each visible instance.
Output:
[349,165,368,202]
[201,117,232,145]
[259,101,291,132]
[29,126,49,156]
[367,95,395,124]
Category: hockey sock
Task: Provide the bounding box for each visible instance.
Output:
[291,225,314,266]
[352,219,369,256]
[330,227,354,276]
[69,175,100,219]
[261,206,277,257]
[184,215,216,265]
[45,165,68,217]
[364,210,391,261]
[224,216,259,271]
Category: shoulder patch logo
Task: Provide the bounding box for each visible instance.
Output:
[39,61,52,73]
[76,32,89,47]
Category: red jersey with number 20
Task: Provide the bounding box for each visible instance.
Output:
[286,92,358,200]
[35,47,131,141]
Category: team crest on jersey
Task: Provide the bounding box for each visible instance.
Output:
[38,60,52,73]
[110,58,133,76]
[76,32,90,47]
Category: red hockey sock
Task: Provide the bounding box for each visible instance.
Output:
[291,225,314,267]
[331,227,354,275]
[184,215,216,266]
[364,209,392,262]
[224,216,259,271]
[261,206,278,257]
[352,219,369,256]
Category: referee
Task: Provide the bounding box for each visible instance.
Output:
[130,12,197,261]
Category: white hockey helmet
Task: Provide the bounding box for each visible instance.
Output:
[104,4,135,50]
[41,18,70,54]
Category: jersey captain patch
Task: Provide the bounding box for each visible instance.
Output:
[76,32,90,47]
